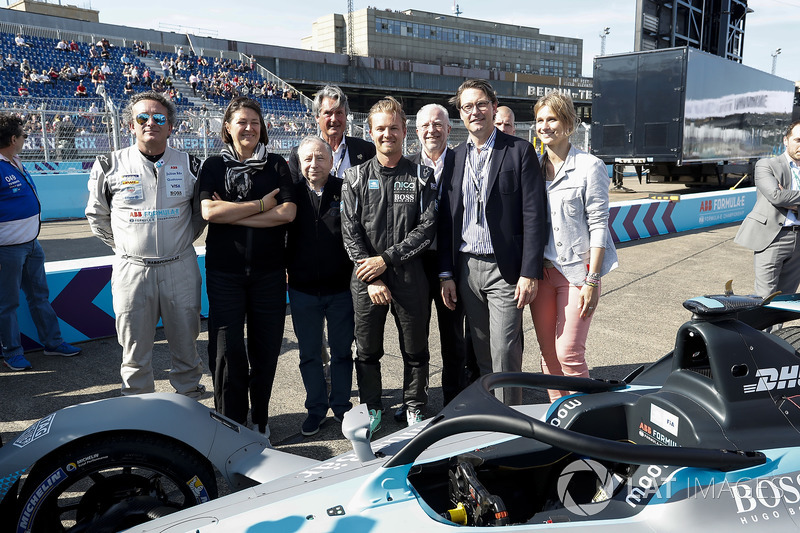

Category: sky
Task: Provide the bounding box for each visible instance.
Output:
[76,0,797,81]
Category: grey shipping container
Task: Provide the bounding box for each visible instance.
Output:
[591,47,794,187]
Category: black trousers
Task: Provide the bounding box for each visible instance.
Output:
[352,261,429,411]
[207,269,286,429]
[422,250,470,405]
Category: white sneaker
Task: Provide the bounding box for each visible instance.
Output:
[406,407,423,427]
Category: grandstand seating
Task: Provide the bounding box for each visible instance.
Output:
[0,30,308,118]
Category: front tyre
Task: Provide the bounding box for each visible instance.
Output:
[15,431,218,533]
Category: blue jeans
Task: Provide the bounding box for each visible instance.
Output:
[288,288,354,418]
[0,240,62,357]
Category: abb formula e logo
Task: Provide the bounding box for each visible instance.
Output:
[743,366,800,394]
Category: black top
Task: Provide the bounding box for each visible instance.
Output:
[198,153,295,274]
[286,176,352,295]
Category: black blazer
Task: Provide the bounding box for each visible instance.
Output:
[438,130,547,284]
[287,136,376,183]
[407,148,455,194]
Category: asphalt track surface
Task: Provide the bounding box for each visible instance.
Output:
[0,181,760,477]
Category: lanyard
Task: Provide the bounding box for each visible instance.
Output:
[333,143,349,177]
[467,143,490,225]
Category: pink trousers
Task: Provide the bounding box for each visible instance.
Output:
[530,267,592,402]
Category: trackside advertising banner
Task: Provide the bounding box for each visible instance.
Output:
[609,188,756,243]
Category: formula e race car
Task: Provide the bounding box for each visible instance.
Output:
[3,289,800,532]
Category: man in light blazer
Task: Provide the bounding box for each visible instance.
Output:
[735,121,800,302]
[438,79,547,405]
[288,85,375,183]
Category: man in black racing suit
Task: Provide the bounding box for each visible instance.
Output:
[341,96,437,433]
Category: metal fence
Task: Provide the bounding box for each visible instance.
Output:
[2,98,589,163]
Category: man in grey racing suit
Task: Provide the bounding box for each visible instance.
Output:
[86,91,207,397]
[341,96,437,432]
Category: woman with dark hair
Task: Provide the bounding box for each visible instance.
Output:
[529,91,618,402]
[198,97,296,437]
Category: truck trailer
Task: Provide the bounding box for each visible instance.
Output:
[591,47,794,187]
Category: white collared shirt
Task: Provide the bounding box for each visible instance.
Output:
[331,138,351,179]
[421,146,447,185]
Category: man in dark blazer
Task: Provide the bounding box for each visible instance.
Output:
[439,79,547,405]
[735,121,800,303]
[288,85,375,183]
[402,103,468,415]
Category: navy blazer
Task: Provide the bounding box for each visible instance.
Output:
[287,135,376,184]
[438,130,547,284]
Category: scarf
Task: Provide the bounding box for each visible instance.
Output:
[221,143,268,201]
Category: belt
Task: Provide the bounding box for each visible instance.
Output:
[463,251,495,259]
[781,226,800,232]
[120,252,182,266]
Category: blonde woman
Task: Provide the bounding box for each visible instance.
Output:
[530,92,618,402]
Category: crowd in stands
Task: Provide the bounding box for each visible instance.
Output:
[0,29,320,153]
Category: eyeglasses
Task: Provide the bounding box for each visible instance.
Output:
[135,113,167,126]
[417,122,445,131]
[460,100,491,114]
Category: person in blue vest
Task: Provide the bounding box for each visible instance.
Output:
[0,113,81,371]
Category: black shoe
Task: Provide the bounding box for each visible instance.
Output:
[393,406,406,422]
[301,413,327,436]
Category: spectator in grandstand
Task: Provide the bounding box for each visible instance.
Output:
[494,106,517,136]
[340,96,437,432]
[90,67,105,86]
[438,79,546,406]
[15,34,32,48]
[286,135,354,436]
[120,51,131,65]
[4,53,19,69]
[123,80,134,96]
[69,40,79,53]
[77,64,88,77]
[189,72,198,96]
[198,96,296,437]
[287,85,376,184]
[89,45,99,59]
[17,84,29,98]
[47,66,59,83]
[0,113,82,372]
[20,59,31,76]
[141,68,152,87]
[85,91,207,399]
[101,62,113,78]
[34,70,50,84]
[130,65,140,85]
[55,39,68,52]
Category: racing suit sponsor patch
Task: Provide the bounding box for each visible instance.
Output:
[368,179,379,190]
[394,192,416,203]
[128,207,181,224]
[119,175,143,201]
[165,166,185,197]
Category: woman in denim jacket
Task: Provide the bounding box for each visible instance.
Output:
[530,92,618,402]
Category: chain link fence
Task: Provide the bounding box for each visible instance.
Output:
[3,98,589,164]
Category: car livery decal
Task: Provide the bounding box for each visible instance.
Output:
[14,413,56,448]
[17,467,68,532]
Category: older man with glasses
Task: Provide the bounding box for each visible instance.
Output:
[86,91,207,398]
[0,113,82,371]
